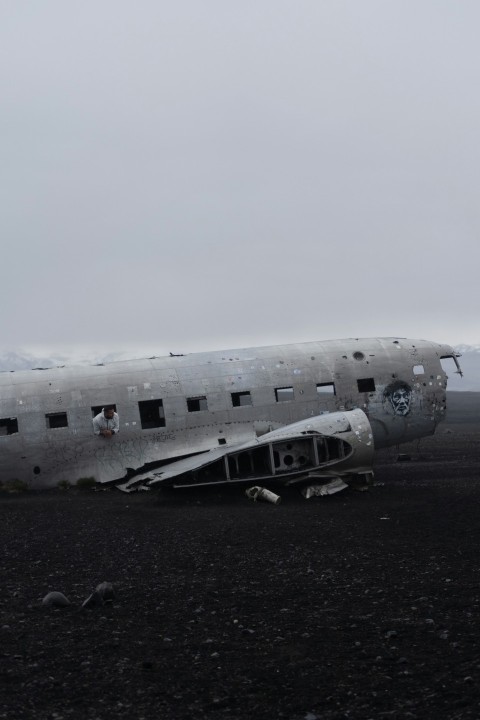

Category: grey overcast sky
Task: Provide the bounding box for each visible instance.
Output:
[2,1,480,358]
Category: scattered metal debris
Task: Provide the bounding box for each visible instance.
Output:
[301,478,348,498]
[245,486,281,505]
[116,482,150,493]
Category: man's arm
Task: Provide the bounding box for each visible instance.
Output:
[92,416,102,435]
[111,413,120,434]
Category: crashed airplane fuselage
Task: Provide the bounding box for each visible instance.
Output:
[0,337,461,490]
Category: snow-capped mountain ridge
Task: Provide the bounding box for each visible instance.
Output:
[455,344,480,355]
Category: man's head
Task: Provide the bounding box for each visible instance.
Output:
[384,381,412,416]
[103,406,115,419]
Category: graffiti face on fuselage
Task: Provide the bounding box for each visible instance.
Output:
[384,381,412,416]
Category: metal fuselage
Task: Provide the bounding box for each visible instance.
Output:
[0,337,458,488]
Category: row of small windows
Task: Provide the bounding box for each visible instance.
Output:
[0,403,166,434]
[0,378,378,435]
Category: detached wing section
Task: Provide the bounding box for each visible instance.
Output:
[118,409,374,491]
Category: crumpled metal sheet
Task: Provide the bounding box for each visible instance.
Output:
[301,477,348,498]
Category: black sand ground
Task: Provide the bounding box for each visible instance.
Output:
[1,393,479,720]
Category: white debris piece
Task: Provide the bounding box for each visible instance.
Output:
[301,478,348,498]
[245,486,281,505]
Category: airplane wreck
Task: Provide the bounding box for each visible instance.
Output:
[0,337,462,494]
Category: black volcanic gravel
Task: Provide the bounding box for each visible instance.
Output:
[1,398,480,719]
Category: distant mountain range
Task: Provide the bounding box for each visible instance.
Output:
[0,345,478,391]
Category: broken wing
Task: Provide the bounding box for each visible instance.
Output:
[118,409,374,491]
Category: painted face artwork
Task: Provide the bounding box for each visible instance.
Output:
[384,382,412,416]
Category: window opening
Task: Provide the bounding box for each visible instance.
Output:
[275,387,294,402]
[357,378,376,393]
[440,355,463,378]
[413,365,425,375]
[0,418,18,435]
[316,383,336,396]
[231,391,253,407]
[138,399,165,429]
[46,412,68,429]
[187,396,208,412]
